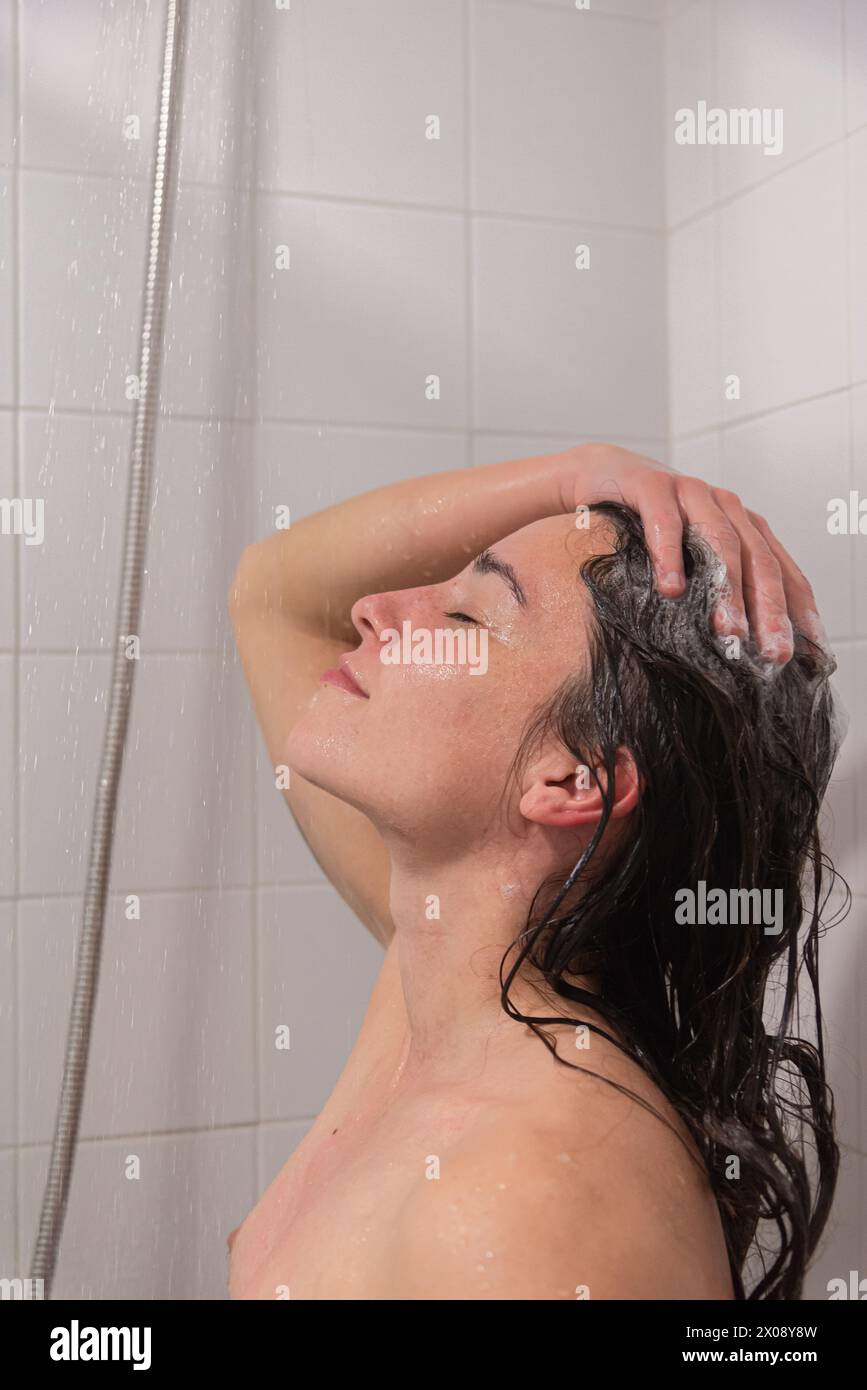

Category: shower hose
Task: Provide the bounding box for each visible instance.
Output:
[29,0,187,1297]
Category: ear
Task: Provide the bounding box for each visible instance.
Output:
[519,746,640,830]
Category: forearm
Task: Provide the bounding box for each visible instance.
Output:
[231,443,594,642]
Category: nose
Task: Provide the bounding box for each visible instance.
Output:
[227,1224,240,1255]
[350,589,407,646]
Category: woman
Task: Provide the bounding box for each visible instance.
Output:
[226,442,842,1301]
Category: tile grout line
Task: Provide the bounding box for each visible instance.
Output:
[11,0,20,1281]
[839,0,864,1241]
[668,382,866,443]
[464,0,475,463]
[11,161,669,235]
[247,0,264,1198]
[2,1114,323,1158]
[667,121,867,239]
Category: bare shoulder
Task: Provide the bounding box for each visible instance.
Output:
[392,1045,735,1301]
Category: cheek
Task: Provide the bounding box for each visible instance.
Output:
[395,664,525,773]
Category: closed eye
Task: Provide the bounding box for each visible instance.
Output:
[444,610,480,625]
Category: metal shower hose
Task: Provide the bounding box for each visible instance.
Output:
[30,0,187,1297]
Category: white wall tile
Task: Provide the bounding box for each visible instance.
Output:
[720,393,852,638]
[19,653,254,895]
[19,411,129,650]
[601,0,663,15]
[0,1150,15,1279]
[474,219,666,437]
[255,0,466,207]
[19,654,107,896]
[0,659,14,897]
[852,384,867,637]
[19,0,163,180]
[714,0,845,202]
[19,172,149,412]
[718,144,847,422]
[845,0,867,132]
[669,430,721,483]
[258,886,384,1120]
[254,423,467,536]
[473,433,583,467]
[138,418,253,651]
[669,212,720,434]
[665,0,714,226]
[849,130,867,386]
[256,196,468,428]
[472,0,663,227]
[160,183,256,419]
[0,902,15,1147]
[20,175,255,419]
[109,653,255,891]
[0,0,14,167]
[473,434,667,468]
[18,1128,257,1299]
[0,412,15,647]
[22,0,259,190]
[487,0,663,17]
[18,890,256,1144]
[175,0,257,190]
[0,175,13,406]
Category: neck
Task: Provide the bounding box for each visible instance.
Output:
[384,840,587,1089]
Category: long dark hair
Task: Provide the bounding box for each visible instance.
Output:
[500,500,847,1300]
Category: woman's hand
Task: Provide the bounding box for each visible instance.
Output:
[560,443,828,665]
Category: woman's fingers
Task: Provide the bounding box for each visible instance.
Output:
[710,489,796,661]
[744,509,830,656]
[629,471,687,595]
[672,478,749,638]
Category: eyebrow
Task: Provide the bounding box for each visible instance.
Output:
[471,548,528,608]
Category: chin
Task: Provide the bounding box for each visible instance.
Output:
[283,705,368,804]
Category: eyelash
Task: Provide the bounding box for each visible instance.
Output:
[444,610,480,626]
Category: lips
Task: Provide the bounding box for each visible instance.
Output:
[339,656,369,697]
[319,656,369,699]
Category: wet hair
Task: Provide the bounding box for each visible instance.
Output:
[501,500,847,1300]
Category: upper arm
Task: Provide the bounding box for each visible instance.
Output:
[393,1124,733,1301]
[228,548,393,947]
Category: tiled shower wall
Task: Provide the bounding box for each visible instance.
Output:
[0,0,858,1299]
[664,0,866,1296]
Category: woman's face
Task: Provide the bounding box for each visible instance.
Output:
[286,512,614,849]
